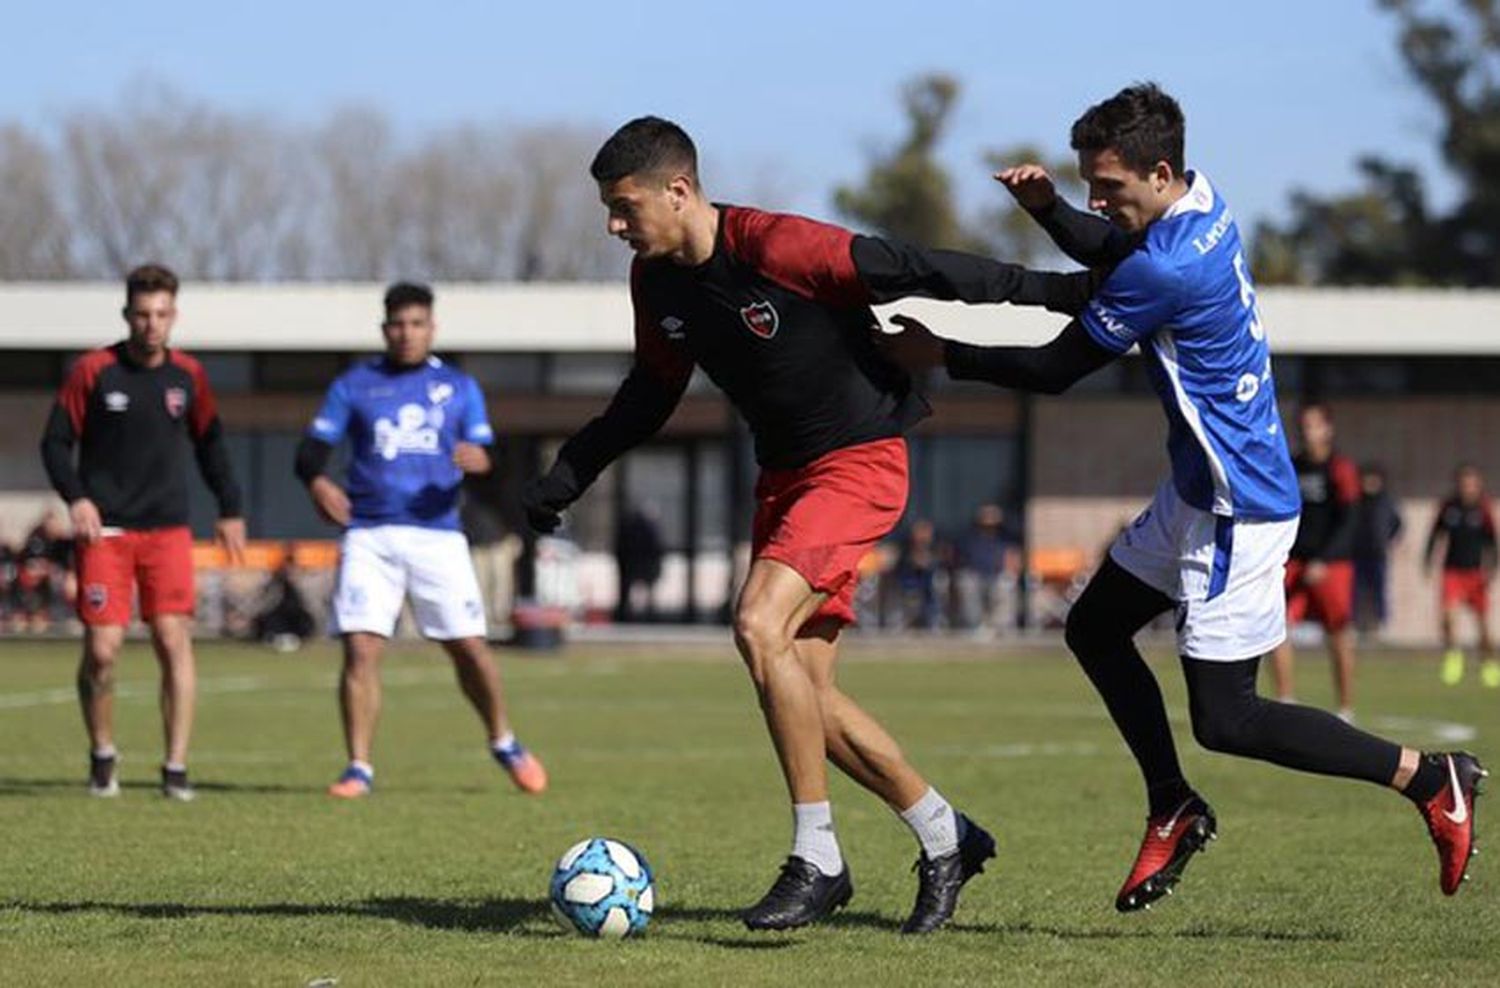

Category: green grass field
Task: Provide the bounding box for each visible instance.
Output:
[0,636,1495,986]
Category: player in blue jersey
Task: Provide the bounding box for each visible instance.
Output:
[294,282,547,798]
[882,84,1484,907]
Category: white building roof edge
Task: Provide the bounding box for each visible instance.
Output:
[0,282,1495,355]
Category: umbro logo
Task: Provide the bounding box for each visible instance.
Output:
[104,391,129,412]
[660,316,686,339]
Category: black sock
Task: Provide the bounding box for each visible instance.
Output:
[1146,779,1198,818]
[1402,754,1446,804]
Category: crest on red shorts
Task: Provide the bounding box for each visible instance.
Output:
[85,583,108,612]
[739,301,779,339]
[164,387,187,418]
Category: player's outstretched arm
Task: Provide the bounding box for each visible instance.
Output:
[995,164,1136,267]
[523,366,688,534]
[852,236,1097,314]
[877,315,1116,396]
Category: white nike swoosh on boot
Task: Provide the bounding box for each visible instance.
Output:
[1443,756,1470,825]
[1156,799,1192,839]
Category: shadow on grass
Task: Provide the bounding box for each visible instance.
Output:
[0,898,1346,946]
[658,904,901,933]
[0,896,554,934]
[962,919,1348,943]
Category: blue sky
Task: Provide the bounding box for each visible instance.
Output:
[3,1,1454,230]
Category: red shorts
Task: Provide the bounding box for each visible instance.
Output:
[1285,559,1354,632]
[1442,568,1490,614]
[752,437,908,627]
[75,526,195,626]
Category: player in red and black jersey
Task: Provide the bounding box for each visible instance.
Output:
[1271,403,1362,721]
[1426,464,1499,688]
[39,264,246,801]
[524,118,1084,934]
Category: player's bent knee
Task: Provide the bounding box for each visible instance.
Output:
[1063,597,1123,658]
[1188,701,1261,755]
[82,638,122,667]
[733,604,793,662]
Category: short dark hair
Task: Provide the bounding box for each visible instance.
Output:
[1070,83,1185,177]
[384,281,433,319]
[1300,400,1332,421]
[124,263,178,304]
[590,116,699,185]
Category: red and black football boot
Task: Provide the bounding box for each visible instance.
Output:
[1115,795,1216,912]
[1416,751,1487,895]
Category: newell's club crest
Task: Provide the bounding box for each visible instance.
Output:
[164,387,187,418]
[85,583,108,613]
[739,301,779,339]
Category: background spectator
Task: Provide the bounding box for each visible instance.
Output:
[1353,463,1403,635]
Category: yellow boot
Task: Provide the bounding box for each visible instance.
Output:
[1481,659,1500,689]
[1441,648,1465,686]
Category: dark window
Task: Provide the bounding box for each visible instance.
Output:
[906,435,1022,537]
[0,350,64,388]
[547,353,631,395]
[255,353,351,392]
[195,353,253,393]
[461,353,545,393]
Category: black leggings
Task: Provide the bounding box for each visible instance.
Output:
[1065,558,1402,807]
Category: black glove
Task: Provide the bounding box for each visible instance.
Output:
[522,472,575,534]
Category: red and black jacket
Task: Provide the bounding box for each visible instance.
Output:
[1427,496,1497,571]
[40,342,242,530]
[1290,452,1360,562]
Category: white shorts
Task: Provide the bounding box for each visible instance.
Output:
[332,526,486,640]
[1109,481,1297,661]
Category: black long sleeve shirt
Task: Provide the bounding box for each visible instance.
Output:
[40,342,242,529]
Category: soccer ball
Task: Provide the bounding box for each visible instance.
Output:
[549,837,655,938]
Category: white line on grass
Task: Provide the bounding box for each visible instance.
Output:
[0,675,269,710]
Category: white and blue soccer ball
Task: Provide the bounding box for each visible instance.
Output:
[549,837,655,938]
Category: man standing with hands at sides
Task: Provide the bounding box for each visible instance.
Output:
[524,116,1097,933]
[882,83,1485,909]
[40,263,247,802]
[1272,403,1362,723]
[295,282,546,799]
[1428,463,1499,688]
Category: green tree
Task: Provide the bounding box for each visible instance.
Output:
[833,73,982,250]
[1255,0,1500,285]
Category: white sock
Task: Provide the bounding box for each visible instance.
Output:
[163,761,187,774]
[92,745,117,760]
[351,759,374,778]
[900,787,960,859]
[490,731,517,753]
[791,801,843,877]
